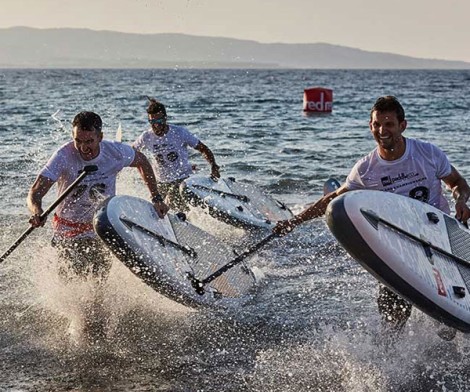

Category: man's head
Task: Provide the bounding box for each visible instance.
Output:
[146,97,168,136]
[369,96,407,157]
[72,111,103,161]
[370,96,405,123]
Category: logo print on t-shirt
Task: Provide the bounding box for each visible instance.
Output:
[155,154,165,165]
[89,183,106,201]
[167,151,179,162]
[409,186,429,203]
[71,184,88,199]
[381,176,393,187]
[381,172,420,187]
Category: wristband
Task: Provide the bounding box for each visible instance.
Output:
[151,194,164,203]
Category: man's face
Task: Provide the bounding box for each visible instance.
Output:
[148,112,167,136]
[369,110,407,151]
[72,126,103,160]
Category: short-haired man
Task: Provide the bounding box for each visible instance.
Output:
[274,96,470,336]
[28,111,168,278]
[27,111,168,339]
[133,98,220,211]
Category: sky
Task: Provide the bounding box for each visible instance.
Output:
[2,0,470,63]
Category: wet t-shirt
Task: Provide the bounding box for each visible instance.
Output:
[346,138,452,213]
[40,140,135,238]
[133,125,199,183]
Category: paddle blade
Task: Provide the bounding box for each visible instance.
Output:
[323,177,341,195]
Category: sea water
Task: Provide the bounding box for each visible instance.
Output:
[1,69,470,391]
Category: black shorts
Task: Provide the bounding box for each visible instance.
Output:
[52,236,112,281]
[377,285,412,329]
[157,178,189,212]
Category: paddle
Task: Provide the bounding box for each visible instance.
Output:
[323,177,341,195]
[188,233,276,295]
[188,177,342,294]
[0,165,98,264]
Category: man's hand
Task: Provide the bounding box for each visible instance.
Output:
[455,200,470,225]
[210,164,220,180]
[445,167,470,225]
[28,211,46,228]
[152,199,169,218]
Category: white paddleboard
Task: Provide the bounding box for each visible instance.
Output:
[93,195,259,308]
[181,175,293,230]
[326,190,470,332]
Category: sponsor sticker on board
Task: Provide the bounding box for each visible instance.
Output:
[433,268,447,297]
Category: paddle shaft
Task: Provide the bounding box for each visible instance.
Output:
[190,233,276,294]
[189,177,339,294]
[0,165,98,264]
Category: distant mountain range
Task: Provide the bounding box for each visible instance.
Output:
[1,26,469,69]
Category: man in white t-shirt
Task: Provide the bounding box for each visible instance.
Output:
[274,96,470,336]
[28,111,168,280]
[133,98,220,211]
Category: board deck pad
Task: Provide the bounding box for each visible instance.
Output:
[94,195,258,308]
[326,190,470,332]
[181,175,293,229]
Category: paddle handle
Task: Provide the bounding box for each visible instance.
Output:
[0,165,98,264]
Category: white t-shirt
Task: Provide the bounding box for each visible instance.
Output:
[133,124,200,183]
[40,140,135,238]
[346,138,452,213]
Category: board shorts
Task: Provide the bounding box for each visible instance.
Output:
[157,178,189,212]
[52,236,112,281]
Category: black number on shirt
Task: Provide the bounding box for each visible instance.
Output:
[409,186,429,203]
[167,151,179,162]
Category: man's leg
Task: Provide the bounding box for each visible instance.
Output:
[52,236,112,341]
[158,179,189,212]
[53,236,112,281]
[377,285,412,333]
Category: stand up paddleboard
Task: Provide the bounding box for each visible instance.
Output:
[326,190,470,332]
[93,195,259,308]
[180,175,293,230]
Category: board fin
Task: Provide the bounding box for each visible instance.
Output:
[116,122,123,142]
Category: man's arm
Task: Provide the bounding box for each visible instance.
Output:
[194,142,220,179]
[130,150,169,218]
[442,165,470,223]
[273,184,349,235]
[27,175,55,227]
